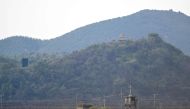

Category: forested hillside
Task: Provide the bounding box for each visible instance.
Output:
[0,33,190,101]
[0,36,44,56]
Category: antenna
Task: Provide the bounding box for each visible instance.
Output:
[128,80,132,96]
[129,84,132,96]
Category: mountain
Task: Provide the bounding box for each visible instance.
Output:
[0,36,44,56]
[0,9,190,55]
[0,34,190,102]
[40,9,190,54]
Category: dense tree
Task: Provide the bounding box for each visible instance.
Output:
[0,34,190,102]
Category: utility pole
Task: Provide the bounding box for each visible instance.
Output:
[120,88,123,109]
[159,103,162,109]
[153,94,158,109]
[0,94,2,109]
[76,94,78,108]
[103,96,106,108]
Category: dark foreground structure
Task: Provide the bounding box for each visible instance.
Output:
[124,85,137,109]
[0,99,190,109]
[0,86,189,109]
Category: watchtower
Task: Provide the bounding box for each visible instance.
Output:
[119,33,127,47]
[124,85,137,109]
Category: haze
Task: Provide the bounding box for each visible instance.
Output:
[0,0,190,39]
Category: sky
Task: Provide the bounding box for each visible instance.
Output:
[0,0,190,40]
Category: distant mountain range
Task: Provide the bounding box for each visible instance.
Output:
[0,9,190,55]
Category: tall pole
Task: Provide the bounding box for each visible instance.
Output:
[76,94,78,108]
[103,96,106,108]
[0,94,3,109]
[159,103,162,109]
[153,94,156,109]
[129,84,132,96]
[120,88,123,109]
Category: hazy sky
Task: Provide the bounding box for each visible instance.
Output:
[0,0,190,39]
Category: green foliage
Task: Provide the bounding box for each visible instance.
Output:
[0,34,190,101]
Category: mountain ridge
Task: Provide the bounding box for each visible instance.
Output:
[1,9,190,55]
